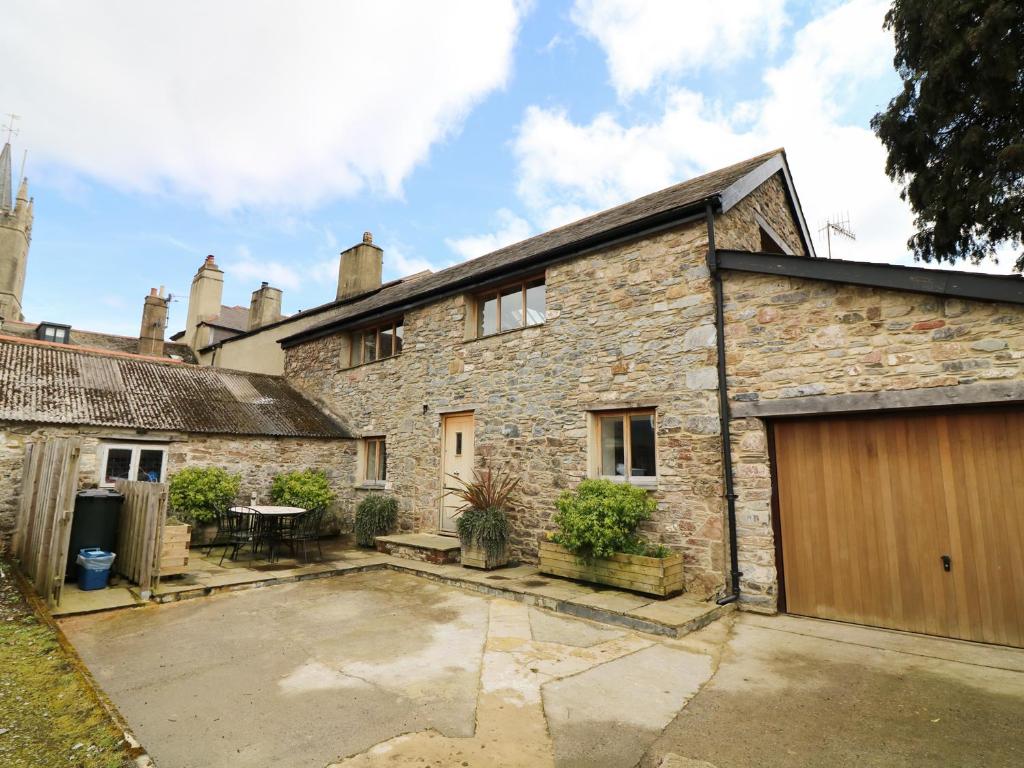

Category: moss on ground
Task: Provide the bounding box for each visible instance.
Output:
[0,559,135,768]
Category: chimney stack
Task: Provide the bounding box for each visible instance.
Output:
[248,281,283,331]
[336,231,383,301]
[184,254,224,349]
[138,287,169,357]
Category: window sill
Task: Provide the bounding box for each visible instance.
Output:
[354,481,392,491]
[596,476,658,490]
[342,353,402,372]
[465,322,545,344]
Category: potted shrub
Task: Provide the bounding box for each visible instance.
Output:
[539,479,682,597]
[448,466,518,570]
[270,469,337,533]
[168,467,241,547]
[354,494,398,547]
[160,516,191,576]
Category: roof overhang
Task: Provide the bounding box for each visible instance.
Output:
[716,249,1024,305]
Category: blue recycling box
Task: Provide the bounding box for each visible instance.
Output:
[76,548,116,591]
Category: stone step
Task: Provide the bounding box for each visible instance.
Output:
[374,533,462,565]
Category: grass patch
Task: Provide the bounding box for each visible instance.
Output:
[0,559,135,768]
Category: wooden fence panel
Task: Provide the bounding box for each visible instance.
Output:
[115,480,168,597]
[13,437,82,609]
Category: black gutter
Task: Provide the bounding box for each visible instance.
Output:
[280,205,712,348]
[717,250,1024,305]
[706,203,741,606]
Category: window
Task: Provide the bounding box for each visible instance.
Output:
[99,443,167,487]
[36,323,71,344]
[363,437,387,483]
[594,410,657,483]
[475,276,545,337]
[350,319,403,367]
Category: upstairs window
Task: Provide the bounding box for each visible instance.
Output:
[350,319,403,367]
[476,276,545,337]
[37,323,71,344]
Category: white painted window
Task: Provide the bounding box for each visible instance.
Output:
[98,443,167,487]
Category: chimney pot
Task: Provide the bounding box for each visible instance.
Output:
[363,231,373,244]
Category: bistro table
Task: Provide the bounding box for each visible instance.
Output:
[229,505,307,562]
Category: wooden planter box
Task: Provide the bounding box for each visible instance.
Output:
[538,540,683,597]
[460,541,509,570]
[160,523,191,577]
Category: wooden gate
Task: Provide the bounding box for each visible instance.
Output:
[114,480,169,598]
[12,437,83,609]
[774,408,1024,647]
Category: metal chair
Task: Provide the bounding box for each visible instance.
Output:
[204,507,239,556]
[218,508,259,566]
[285,508,326,563]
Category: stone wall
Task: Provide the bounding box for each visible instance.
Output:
[714,172,808,256]
[283,175,807,597]
[722,271,1024,608]
[0,424,354,549]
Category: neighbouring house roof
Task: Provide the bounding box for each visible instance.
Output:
[715,250,1024,306]
[0,336,349,438]
[280,149,808,348]
[206,305,249,332]
[0,319,198,363]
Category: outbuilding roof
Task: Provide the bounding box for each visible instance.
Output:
[0,336,349,438]
[280,149,805,347]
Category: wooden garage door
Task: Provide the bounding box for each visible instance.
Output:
[774,409,1024,647]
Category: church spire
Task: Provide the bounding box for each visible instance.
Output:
[0,142,12,213]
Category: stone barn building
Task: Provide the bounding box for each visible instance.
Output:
[276,149,1024,647]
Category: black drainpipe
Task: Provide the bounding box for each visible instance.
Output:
[705,200,741,605]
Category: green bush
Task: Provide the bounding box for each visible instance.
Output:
[354,494,398,547]
[550,479,660,562]
[168,467,241,524]
[270,469,335,511]
[457,507,510,561]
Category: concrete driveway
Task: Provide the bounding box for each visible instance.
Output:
[59,572,1024,768]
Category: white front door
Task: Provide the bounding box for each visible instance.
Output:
[440,413,474,534]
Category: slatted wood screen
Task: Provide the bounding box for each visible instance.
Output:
[114,480,169,598]
[774,409,1024,648]
[12,437,83,608]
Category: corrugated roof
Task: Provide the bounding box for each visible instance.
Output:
[0,336,349,438]
[280,149,784,347]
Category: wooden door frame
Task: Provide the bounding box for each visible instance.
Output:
[439,411,474,534]
[766,420,787,614]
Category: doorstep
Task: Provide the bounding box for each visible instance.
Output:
[374,533,462,565]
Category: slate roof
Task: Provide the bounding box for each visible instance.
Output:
[0,336,349,438]
[1,319,197,363]
[281,149,784,347]
[207,305,249,331]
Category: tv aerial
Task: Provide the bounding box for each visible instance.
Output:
[818,213,856,260]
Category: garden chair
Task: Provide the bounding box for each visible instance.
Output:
[285,508,326,563]
[203,506,240,556]
[218,508,260,566]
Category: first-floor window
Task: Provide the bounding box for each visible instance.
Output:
[99,443,167,487]
[363,437,387,483]
[596,410,656,482]
[350,319,403,367]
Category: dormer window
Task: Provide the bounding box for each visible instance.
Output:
[36,323,71,344]
[349,318,403,367]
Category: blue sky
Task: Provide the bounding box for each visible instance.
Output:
[2,1,1006,336]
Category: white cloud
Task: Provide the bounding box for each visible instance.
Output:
[224,245,303,291]
[513,0,994,270]
[571,0,787,96]
[3,1,526,211]
[445,208,532,260]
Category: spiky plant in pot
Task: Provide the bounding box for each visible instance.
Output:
[446,465,519,569]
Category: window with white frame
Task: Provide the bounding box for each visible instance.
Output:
[98,443,167,487]
[591,410,657,484]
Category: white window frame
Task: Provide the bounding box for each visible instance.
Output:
[98,443,168,488]
[587,409,659,489]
